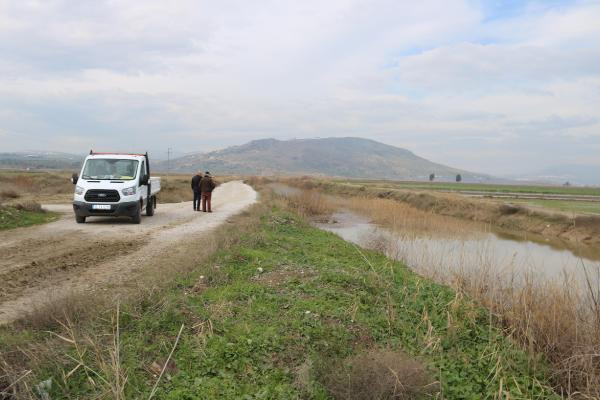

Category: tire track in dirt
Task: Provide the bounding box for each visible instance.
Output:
[0,236,143,303]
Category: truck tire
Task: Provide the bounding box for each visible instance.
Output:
[132,203,142,224]
[75,215,86,223]
[146,196,155,216]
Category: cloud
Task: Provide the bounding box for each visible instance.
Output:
[0,0,599,176]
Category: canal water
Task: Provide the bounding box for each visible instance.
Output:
[270,183,600,289]
[315,211,599,288]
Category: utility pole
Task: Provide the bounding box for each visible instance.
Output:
[167,147,172,182]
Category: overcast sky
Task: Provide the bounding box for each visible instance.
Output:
[1,0,599,175]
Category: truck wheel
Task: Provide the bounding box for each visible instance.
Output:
[146,196,155,216]
[132,203,142,224]
[75,215,86,223]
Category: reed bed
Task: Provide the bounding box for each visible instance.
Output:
[286,189,336,218]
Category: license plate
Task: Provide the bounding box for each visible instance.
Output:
[92,204,111,210]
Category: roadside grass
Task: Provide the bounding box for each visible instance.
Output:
[0,196,558,399]
[0,206,58,230]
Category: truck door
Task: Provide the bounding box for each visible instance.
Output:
[140,159,148,209]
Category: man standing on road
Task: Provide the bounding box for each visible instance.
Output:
[200,171,216,212]
[191,171,202,211]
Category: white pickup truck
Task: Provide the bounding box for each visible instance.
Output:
[71,152,161,224]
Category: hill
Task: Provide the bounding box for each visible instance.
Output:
[0,151,83,170]
[156,137,488,181]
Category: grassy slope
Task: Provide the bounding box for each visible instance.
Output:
[0,207,58,230]
[337,179,600,196]
[1,206,557,399]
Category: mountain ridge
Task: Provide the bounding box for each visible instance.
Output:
[155,137,489,182]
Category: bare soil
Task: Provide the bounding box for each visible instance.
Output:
[0,181,257,324]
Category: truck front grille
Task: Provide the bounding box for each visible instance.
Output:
[84,189,121,203]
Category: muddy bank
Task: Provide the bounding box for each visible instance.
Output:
[285,178,600,245]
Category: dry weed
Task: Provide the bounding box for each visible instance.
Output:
[13,201,43,213]
[318,348,439,400]
[0,189,20,200]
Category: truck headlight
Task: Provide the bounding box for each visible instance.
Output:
[75,185,85,195]
[122,186,137,196]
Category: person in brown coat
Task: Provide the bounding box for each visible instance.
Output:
[199,171,216,212]
[191,171,202,211]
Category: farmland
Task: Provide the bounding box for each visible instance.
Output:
[335,179,600,196]
[321,178,600,217]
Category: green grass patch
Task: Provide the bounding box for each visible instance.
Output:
[0,207,59,230]
[1,207,558,399]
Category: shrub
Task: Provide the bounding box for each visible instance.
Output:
[0,189,20,200]
[318,349,438,400]
[498,203,521,215]
[14,200,44,213]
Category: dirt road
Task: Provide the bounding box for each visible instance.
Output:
[0,181,257,324]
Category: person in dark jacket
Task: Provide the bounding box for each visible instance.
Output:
[191,171,202,211]
[199,171,216,212]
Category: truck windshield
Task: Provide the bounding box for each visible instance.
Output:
[82,159,139,181]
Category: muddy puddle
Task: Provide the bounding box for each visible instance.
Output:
[270,183,600,288]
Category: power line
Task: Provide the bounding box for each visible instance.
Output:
[167,147,172,181]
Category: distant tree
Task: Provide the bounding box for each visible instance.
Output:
[456,174,462,182]
[429,173,435,182]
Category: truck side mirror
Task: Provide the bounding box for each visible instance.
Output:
[140,174,149,186]
[72,173,78,184]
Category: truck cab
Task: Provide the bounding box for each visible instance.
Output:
[72,152,161,224]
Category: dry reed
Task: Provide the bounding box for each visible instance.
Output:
[287,189,336,217]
